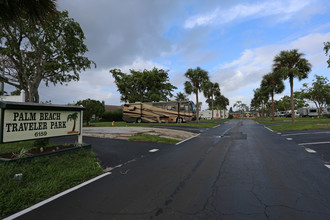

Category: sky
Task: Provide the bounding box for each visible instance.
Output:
[8,0,330,110]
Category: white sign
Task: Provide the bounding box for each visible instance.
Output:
[2,109,81,143]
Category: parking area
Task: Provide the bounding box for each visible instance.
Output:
[278,129,330,168]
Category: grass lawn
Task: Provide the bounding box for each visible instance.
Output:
[254,117,330,131]
[0,142,103,218]
[128,133,180,144]
[89,119,229,128]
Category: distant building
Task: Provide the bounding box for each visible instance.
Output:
[0,90,25,102]
[105,105,122,111]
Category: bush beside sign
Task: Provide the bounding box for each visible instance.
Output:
[0,101,84,143]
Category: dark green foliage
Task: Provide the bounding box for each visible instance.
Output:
[0,0,57,24]
[184,67,210,123]
[273,49,312,123]
[0,150,102,217]
[0,10,94,102]
[110,68,177,103]
[175,92,189,101]
[260,72,285,120]
[301,75,330,117]
[324,41,330,68]
[76,99,105,126]
[101,109,123,122]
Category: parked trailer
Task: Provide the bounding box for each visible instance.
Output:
[297,107,319,117]
[123,101,196,123]
[199,109,228,119]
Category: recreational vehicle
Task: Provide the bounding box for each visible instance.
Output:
[123,101,196,123]
[297,107,318,117]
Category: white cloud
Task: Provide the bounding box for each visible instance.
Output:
[212,32,330,107]
[184,0,312,29]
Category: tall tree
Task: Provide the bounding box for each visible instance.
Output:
[203,81,220,119]
[260,72,285,121]
[211,93,229,110]
[253,88,269,118]
[175,92,189,101]
[273,49,312,123]
[76,99,105,126]
[301,75,330,118]
[184,67,209,123]
[324,41,330,68]
[110,68,177,103]
[0,0,57,24]
[0,10,94,103]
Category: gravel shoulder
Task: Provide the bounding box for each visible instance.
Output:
[83,127,196,141]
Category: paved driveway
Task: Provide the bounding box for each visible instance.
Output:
[14,120,330,220]
[277,129,330,168]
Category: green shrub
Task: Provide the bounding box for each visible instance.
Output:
[228,114,233,119]
[101,109,123,122]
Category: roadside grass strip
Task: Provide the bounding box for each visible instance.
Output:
[264,126,274,132]
[4,172,110,220]
[0,150,103,218]
[128,133,179,144]
[281,131,330,136]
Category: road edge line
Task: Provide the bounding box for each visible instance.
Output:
[176,134,200,145]
[264,126,274,132]
[4,172,111,220]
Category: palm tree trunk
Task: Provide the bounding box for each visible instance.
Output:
[196,92,199,123]
[272,92,275,121]
[290,76,295,124]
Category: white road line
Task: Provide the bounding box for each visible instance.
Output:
[264,126,274,132]
[282,131,330,137]
[277,132,281,135]
[325,164,330,169]
[305,148,317,153]
[149,149,159,153]
[4,172,111,220]
[286,138,293,141]
[176,134,200,145]
[298,141,330,146]
[214,124,221,128]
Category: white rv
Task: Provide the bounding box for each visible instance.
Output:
[297,107,318,117]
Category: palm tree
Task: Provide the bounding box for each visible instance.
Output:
[253,88,269,118]
[184,67,210,123]
[260,72,285,121]
[175,92,189,101]
[203,81,220,119]
[273,49,312,123]
[67,112,79,133]
[0,0,57,24]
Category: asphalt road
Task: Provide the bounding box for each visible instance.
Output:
[15,119,330,220]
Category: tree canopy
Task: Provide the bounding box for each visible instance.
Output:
[301,75,330,117]
[0,0,57,24]
[184,67,209,123]
[260,72,284,120]
[175,92,189,101]
[324,41,330,68]
[110,67,177,103]
[273,49,312,123]
[0,10,94,102]
[76,99,105,126]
